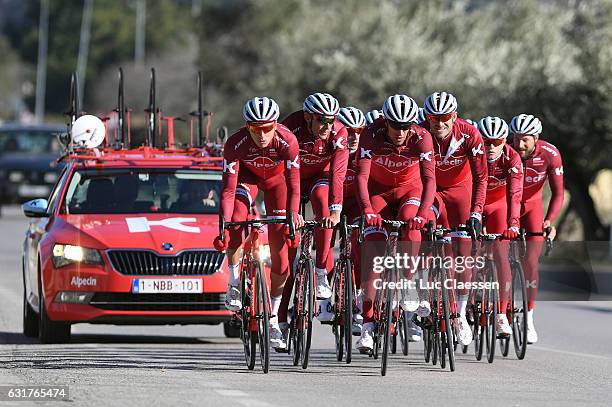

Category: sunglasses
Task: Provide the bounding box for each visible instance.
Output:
[387,120,412,130]
[483,138,506,146]
[314,115,335,125]
[247,122,276,133]
[426,113,455,123]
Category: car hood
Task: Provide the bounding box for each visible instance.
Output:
[0,153,60,171]
[53,214,220,253]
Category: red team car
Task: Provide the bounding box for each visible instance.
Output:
[20,72,241,343]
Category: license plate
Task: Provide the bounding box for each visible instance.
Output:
[18,184,50,197]
[132,278,203,294]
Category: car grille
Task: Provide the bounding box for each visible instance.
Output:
[89,292,226,311]
[107,250,224,276]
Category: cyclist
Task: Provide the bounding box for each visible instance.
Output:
[354,94,436,352]
[423,91,488,346]
[337,106,366,333]
[477,116,524,337]
[365,109,384,125]
[278,93,349,328]
[214,97,304,351]
[511,113,564,344]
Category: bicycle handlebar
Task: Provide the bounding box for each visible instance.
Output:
[218,214,295,242]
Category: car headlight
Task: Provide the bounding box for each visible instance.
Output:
[259,244,271,265]
[43,172,59,183]
[52,244,103,268]
[8,171,24,183]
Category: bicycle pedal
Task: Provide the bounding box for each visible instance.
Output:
[274,347,290,354]
[319,320,333,326]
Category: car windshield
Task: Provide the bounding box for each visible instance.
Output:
[0,129,61,155]
[62,168,222,214]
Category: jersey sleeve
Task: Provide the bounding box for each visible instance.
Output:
[328,127,349,212]
[355,132,374,213]
[220,140,240,223]
[283,134,301,215]
[545,148,564,222]
[415,131,436,219]
[466,128,488,214]
[506,151,524,228]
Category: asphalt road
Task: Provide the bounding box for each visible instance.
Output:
[0,205,611,406]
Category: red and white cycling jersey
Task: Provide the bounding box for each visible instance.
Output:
[485,144,524,228]
[343,152,357,198]
[520,139,564,221]
[282,110,349,210]
[220,124,300,220]
[355,118,436,217]
[427,118,488,214]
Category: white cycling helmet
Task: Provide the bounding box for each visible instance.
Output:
[71,115,106,148]
[509,114,542,135]
[303,92,340,116]
[382,94,419,123]
[365,109,384,125]
[243,96,280,122]
[416,107,426,124]
[477,116,509,140]
[338,107,365,129]
[424,91,458,115]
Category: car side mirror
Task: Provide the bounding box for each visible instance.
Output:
[22,199,49,218]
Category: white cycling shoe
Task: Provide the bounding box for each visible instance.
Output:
[455,314,473,346]
[315,273,332,299]
[527,321,538,344]
[224,284,242,311]
[496,314,512,337]
[269,318,287,350]
[406,317,423,342]
[317,299,334,322]
[399,287,419,312]
[356,322,374,353]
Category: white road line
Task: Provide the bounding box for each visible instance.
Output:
[235,399,273,407]
[531,345,612,361]
[213,389,248,397]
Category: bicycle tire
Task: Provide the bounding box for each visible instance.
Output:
[500,337,510,357]
[241,265,255,370]
[255,262,270,373]
[291,272,302,367]
[511,261,528,360]
[441,266,456,371]
[344,258,353,364]
[381,283,393,376]
[485,266,498,364]
[301,259,314,369]
[333,260,343,362]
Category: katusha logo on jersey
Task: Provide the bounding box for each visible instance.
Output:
[345,168,356,184]
[524,168,546,184]
[243,156,280,169]
[373,154,417,173]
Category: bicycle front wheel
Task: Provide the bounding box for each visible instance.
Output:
[241,265,255,370]
[381,283,393,376]
[300,259,314,369]
[254,262,270,373]
[343,258,354,364]
[511,260,528,360]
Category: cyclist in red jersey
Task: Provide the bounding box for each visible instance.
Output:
[278,93,349,328]
[423,91,488,346]
[355,94,436,352]
[477,116,524,337]
[511,113,563,344]
[337,106,366,334]
[214,97,304,351]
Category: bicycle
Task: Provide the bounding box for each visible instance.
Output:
[420,223,460,372]
[219,215,293,373]
[330,216,360,364]
[498,228,553,360]
[287,219,319,369]
[357,217,416,376]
